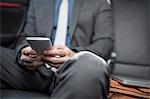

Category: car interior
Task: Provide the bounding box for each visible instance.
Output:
[0,0,28,48]
[111,0,150,88]
[0,0,150,98]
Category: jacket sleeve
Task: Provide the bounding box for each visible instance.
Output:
[15,0,36,59]
[71,0,114,60]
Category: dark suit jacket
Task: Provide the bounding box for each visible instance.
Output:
[16,0,114,60]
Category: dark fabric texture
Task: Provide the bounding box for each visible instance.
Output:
[1,89,50,99]
[0,47,54,93]
[16,0,114,60]
[0,5,25,48]
[0,46,110,99]
[1,0,29,5]
[112,63,150,80]
[111,0,150,88]
[112,0,150,65]
[0,0,113,98]
[0,0,29,49]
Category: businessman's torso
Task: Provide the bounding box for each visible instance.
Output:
[27,0,102,47]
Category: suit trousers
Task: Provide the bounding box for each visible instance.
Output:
[0,46,110,99]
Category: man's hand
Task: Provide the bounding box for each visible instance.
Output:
[20,46,44,70]
[42,45,76,69]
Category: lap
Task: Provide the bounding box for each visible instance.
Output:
[50,51,110,98]
[0,47,109,98]
[57,51,108,74]
[0,46,53,93]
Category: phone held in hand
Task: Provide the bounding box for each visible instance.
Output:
[26,37,52,54]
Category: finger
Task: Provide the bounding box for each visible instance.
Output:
[25,61,44,68]
[43,49,66,57]
[22,46,37,55]
[43,50,55,56]
[47,63,62,69]
[28,54,37,58]
[56,49,66,57]
[20,54,36,63]
[21,54,42,64]
[46,56,69,64]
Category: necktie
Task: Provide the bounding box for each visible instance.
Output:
[54,0,69,46]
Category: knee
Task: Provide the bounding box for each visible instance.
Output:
[74,52,110,79]
[75,52,110,95]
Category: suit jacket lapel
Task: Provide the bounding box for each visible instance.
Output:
[45,0,55,37]
[70,0,83,41]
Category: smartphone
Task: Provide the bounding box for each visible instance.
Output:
[26,37,52,54]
